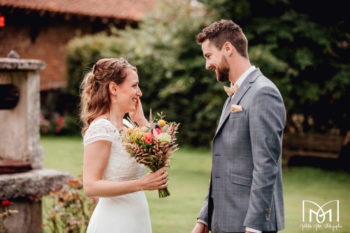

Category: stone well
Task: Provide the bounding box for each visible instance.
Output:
[0,56,72,233]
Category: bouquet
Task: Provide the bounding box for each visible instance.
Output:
[121,111,180,198]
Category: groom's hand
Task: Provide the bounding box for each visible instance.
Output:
[191,222,209,233]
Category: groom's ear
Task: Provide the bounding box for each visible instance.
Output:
[108,81,118,96]
[223,42,234,57]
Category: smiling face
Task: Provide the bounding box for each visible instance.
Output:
[113,68,142,114]
[201,39,230,82]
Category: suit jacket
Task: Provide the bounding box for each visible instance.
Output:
[198,68,286,232]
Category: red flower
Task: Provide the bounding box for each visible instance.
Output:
[1,200,11,207]
[144,133,153,144]
[56,117,65,126]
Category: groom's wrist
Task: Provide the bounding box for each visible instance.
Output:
[197,219,208,226]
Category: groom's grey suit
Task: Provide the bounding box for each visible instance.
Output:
[198,68,286,232]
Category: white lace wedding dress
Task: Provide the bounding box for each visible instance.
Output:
[84,118,152,233]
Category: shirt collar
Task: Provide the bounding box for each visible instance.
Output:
[231,65,256,88]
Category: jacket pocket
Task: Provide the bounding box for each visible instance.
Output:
[231,173,252,187]
[229,110,247,119]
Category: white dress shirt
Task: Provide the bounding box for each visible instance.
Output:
[230,65,256,98]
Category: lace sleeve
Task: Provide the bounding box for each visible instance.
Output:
[83,119,118,146]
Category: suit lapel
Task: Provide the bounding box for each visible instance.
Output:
[218,97,230,126]
[214,68,262,136]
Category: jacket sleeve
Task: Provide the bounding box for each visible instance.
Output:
[243,85,286,230]
[197,193,209,225]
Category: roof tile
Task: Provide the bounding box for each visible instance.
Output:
[0,0,158,20]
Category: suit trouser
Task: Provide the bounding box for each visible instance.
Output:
[211,209,277,233]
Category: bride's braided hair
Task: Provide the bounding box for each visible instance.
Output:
[80,58,136,135]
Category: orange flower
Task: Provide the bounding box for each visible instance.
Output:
[125,128,132,135]
[133,127,141,133]
[68,179,79,184]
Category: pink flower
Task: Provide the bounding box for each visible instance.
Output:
[155,128,162,134]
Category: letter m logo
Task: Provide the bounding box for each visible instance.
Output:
[302,200,340,224]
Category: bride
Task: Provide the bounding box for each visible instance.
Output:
[80,58,168,233]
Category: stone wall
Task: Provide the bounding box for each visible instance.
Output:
[0,57,73,233]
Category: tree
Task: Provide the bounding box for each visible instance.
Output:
[67,0,226,145]
[199,0,350,134]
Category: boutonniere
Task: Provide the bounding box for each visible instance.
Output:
[231,104,243,113]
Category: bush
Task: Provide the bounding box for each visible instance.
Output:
[40,114,81,136]
[66,0,227,146]
[43,177,97,233]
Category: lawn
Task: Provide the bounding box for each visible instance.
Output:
[42,136,350,233]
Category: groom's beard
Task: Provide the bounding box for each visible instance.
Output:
[217,56,230,82]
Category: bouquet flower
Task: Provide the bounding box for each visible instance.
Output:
[121,112,180,198]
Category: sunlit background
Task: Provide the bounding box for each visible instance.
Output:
[1,0,349,232]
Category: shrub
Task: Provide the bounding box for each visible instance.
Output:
[43,177,97,233]
[66,0,228,146]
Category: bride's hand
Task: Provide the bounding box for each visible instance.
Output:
[139,167,168,191]
[129,98,148,127]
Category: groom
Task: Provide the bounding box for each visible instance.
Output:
[191,20,286,233]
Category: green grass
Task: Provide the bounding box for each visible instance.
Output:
[41,136,350,233]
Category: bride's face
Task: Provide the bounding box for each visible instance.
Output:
[113,69,142,113]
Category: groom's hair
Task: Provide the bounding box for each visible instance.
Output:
[196,19,248,58]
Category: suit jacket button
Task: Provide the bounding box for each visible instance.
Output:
[267,208,271,218]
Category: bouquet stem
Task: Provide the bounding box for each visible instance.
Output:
[158,187,170,198]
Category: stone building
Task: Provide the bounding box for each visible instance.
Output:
[0,0,157,90]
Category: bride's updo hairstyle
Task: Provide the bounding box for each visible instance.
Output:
[80,58,136,135]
